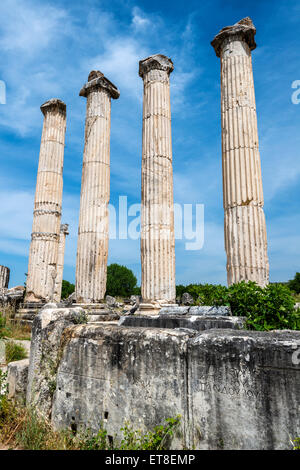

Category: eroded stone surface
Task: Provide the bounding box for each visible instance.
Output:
[159,305,231,316]
[49,324,300,449]
[7,358,29,404]
[26,306,87,418]
[118,315,245,331]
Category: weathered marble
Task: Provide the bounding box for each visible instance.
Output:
[53,224,69,302]
[45,323,300,449]
[0,265,10,290]
[25,99,67,302]
[75,71,120,303]
[211,18,269,287]
[159,305,231,316]
[118,315,245,331]
[26,305,87,417]
[7,358,29,404]
[139,55,176,309]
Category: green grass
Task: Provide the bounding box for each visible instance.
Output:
[0,382,181,451]
[0,310,31,341]
[5,341,27,364]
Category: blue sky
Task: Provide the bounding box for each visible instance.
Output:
[0,0,299,287]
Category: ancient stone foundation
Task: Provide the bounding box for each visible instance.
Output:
[0,265,10,289]
[211,18,269,287]
[25,99,67,303]
[23,308,300,450]
[75,71,120,303]
[139,55,176,311]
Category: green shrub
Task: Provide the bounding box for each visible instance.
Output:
[5,341,27,363]
[61,280,75,300]
[119,415,181,450]
[176,281,299,331]
[106,264,137,298]
[214,281,299,331]
[176,283,228,305]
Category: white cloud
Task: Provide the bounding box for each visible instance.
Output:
[132,7,151,30]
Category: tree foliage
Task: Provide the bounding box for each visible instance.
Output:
[106,264,137,298]
[287,272,300,294]
[61,280,75,300]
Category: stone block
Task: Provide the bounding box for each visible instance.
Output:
[7,358,29,404]
[159,306,190,315]
[50,324,300,449]
[118,315,245,331]
[26,306,87,418]
[189,306,230,316]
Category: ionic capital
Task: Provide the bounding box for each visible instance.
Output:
[40,98,66,116]
[139,54,174,78]
[79,70,120,99]
[211,17,256,57]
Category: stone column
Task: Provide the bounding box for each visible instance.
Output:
[211,18,269,287]
[139,54,176,309]
[53,224,69,302]
[0,265,10,289]
[75,71,120,303]
[25,99,66,302]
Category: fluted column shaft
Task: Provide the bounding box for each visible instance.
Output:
[139,55,176,303]
[53,224,69,302]
[0,265,10,289]
[25,99,66,302]
[76,71,119,303]
[212,18,269,287]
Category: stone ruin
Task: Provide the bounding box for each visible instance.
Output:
[3,18,300,449]
[0,265,25,309]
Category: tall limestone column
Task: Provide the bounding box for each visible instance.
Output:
[53,224,69,302]
[76,71,120,303]
[139,54,176,309]
[211,18,269,287]
[25,99,66,302]
[0,265,10,290]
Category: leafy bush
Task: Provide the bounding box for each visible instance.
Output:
[5,341,27,363]
[61,280,75,300]
[176,283,227,305]
[176,281,299,331]
[213,281,299,331]
[106,264,137,298]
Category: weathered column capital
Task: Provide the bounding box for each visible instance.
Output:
[79,70,120,99]
[139,54,174,78]
[211,17,256,57]
[40,98,66,115]
[60,224,69,235]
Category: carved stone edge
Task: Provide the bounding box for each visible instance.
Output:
[79,74,120,100]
